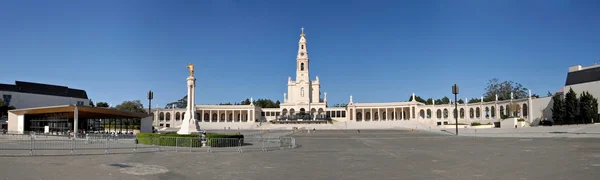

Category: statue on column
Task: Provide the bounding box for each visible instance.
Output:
[284,93,287,101]
[186,63,195,77]
[350,95,353,104]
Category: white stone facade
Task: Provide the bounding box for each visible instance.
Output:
[151,29,598,130]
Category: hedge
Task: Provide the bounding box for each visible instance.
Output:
[136,133,244,147]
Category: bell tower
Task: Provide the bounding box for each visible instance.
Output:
[296,27,310,83]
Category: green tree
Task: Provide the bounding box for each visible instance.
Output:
[408,95,427,104]
[457,99,464,104]
[96,102,109,107]
[547,91,553,97]
[483,78,528,101]
[441,96,450,104]
[240,98,251,105]
[252,99,280,108]
[165,95,187,109]
[551,94,564,124]
[425,98,434,105]
[468,98,481,104]
[88,99,95,107]
[564,88,578,124]
[532,94,540,98]
[115,100,147,114]
[579,91,598,124]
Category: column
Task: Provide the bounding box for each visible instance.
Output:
[401,109,405,120]
[386,108,388,121]
[393,108,396,120]
[74,106,79,135]
[361,108,365,121]
[247,109,250,122]
[377,108,380,121]
[209,110,212,122]
[370,108,373,121]
[217,110,220,122]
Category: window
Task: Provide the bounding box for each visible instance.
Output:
[261,112,265,116]
[159,124,164,127]
[2,94,11,106]
[301,63,304,71]
[301,45,304,49]
[166,124,170,128]
[77,101,84,106]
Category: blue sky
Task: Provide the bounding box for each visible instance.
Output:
[1,0,599,107]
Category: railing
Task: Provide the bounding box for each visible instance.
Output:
[0,133,296,156]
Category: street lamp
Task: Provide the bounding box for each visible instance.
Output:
[147,90,154,114]
[452,84,459,135]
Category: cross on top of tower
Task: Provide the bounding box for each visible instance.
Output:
[300,27,305,37]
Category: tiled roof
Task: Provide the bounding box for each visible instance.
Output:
[0,81,88,99]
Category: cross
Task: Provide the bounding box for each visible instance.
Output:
[301,27,304,34]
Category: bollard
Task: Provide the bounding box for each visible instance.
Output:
[238,139,243,153]
[29,137,34,156]
[71,139,75,155]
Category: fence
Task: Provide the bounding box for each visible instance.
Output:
[0,133,296,156]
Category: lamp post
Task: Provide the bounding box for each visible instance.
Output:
[147,90,154,114]
[452,84,459,135]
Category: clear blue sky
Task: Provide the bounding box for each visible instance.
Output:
[1,0,599,107]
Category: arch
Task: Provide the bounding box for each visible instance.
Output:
[175,112,181,120]
[382,112,387,120]
[237,114,241,121]
[356,112,362,121]
[469,108,474,118]
[419,109,425,119]
[282,109,288,116]
[460,108,465,119]
[300,108,306,115]
[436,109,442,119]
[166,112,171,121]
[443,109,448,119]
[212,113,218,121]
[485,107,490,118]
[500,106,505,116]
[318,108,324,115]
[159,112,165,121]
[476,107,481,118]
[182,112,186,120]
[301,63,305,71]
[290,108,295,115]
[365,112,371,121]
[427,109,432,119]
[311,108,316,115]
[204,113,209,121]
[196,113,200,120]
[491,106,496,118]
[412,107,416,119]
[523,103,528,117]
[228,113,233,122]
[505,105,510,117]
[220,113,225,121]
[374,112,379,120]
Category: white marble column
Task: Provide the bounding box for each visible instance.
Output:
[386,108,388,121]
[401,109,405,120]
[393,108,396,120]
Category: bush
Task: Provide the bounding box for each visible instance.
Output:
[471,122,482,126]
[517,118,525,122]
[136,133,244,147]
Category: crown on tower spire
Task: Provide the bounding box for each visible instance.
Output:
[300,27,305,37]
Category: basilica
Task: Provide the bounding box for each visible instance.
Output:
[152,29,557,130]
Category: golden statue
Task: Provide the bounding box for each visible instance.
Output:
[186,63,194,76]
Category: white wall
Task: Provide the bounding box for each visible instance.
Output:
[529,97,553,125]
[0,90,89,109]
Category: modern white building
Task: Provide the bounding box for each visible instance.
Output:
[152,29,598,130]
[0,81,90,109]
[564,64,600,112]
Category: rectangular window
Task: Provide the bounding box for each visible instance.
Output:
[342,111,346,117]
[326,111,331,117]
[261,112,265,116]
[160,124,164,127]
[301,45,304,49]
[436,122,442,126]
[2,94,12,106]
[276,112,280,116]
[336,111,341,118]
[166,124,170,128]
[77,101,84,106]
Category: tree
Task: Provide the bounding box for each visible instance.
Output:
[165,95,187,109]
[252,99,280,108]
[0,105,16,120]
[115,100,147,114]
[441,96,450,104]
[408,95,427,104]
[241,98,251,105]
[96,102,109,108]
[547,91,553,97]
[483,78,528,101]
[88,99,95,107]
[564,88,578,124]
[579,91,598,124]
[468,98,481,104]
[508,103,521,117]
[426,98,434,105]
[532,94,540,98]
[457,99,465,104]
[551,94,565,125]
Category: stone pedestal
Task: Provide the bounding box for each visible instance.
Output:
[178,76,200,134]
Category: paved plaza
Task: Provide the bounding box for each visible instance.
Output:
[1,130,600,180]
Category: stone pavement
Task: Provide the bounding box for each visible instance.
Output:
[434,124,600,138]
[1,130,600,180]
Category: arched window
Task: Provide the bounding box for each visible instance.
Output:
[443,109,448,119]
[382,112,387,120]
[436,109,442,119]
[204,113,209,121]
[365,112,371,121]
[427,109,432,119]
[476,107,481,118]
[212,113,218,121]
[282,109,288,116]
[522,103,528,117]
[374,112,379,120]
[460,108,465,119]
[485,107,490,118]
[159,112,165,121]
[175,112,181,120]
[469,108,474,118]
[301,63,305,71]
[356,112,362,121]
[228,113,233,121]
[166,113,171,121]
[500,106,505,116]
[220,113,225,121]
[491,106,496,117]
[181,112,185,120]
[419,110,425,119]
